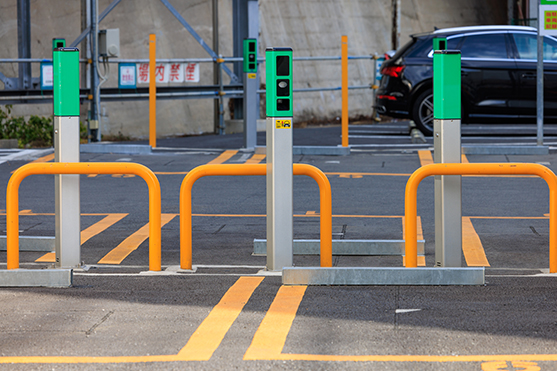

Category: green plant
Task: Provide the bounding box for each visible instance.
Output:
[0,105,54,148]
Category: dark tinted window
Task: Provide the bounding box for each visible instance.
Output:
[512,33,557,61]
[459,33,509,59]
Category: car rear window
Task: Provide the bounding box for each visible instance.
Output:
[459,33,509,59]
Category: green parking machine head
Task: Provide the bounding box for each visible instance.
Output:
[53,47,80,117]
[265,47,293,118]
[243,38,258,73]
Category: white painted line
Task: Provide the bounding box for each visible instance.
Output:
[395,309,422,314]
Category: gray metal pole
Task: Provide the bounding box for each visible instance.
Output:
[90,0,100,142]
[17,0,31,90]
[537,27,544,146]
[213,0,220,134]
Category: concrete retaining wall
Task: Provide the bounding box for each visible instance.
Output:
[0,0,505,139]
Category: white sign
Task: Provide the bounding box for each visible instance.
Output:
[184,63,199,82]
[540,1,557,36]
[119,64,136,88]
[136,62,199,84]
[41,64,53,88]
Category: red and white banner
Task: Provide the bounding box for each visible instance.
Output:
[136,63,199,84]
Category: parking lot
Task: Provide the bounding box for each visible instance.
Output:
[1,121,557,370]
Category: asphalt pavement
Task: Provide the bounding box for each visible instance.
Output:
[1,120,557,370]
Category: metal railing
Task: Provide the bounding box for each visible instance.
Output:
[6,162,162,271]
[179,163,333,270]
[404,163,557,272]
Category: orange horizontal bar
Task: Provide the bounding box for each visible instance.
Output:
[180,164,332,270]
[6,162,162,271]
[404,163,557,272]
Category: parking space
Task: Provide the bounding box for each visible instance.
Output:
[1,122,557,369]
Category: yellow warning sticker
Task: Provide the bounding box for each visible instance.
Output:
[275,119,292,129]
[248,73,257,79]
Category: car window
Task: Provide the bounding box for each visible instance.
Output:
[459,33,509,59]
[512,33,557,61]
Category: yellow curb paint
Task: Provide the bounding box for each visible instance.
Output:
[97,214,176,265]
[178,276,264,360]
[245,154,266,164]
[462,217,490,267]
[206,150,238,165]
[418,150,434,166]
[244,285,307,360]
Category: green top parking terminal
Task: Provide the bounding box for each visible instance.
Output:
[243,39,257,73]
[53,47,79,117]
[265,47,293,117]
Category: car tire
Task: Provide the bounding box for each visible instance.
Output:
[412,89,434,136]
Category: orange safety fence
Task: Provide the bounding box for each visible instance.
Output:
[404,163,557,272]
[6,162,162,271]
[180,164,333,270]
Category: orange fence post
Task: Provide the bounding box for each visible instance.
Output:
[149,34,157,148]
[404,163,557,272]
[6,163,162,271]
[179,164,333,270]
[341,35,349,148]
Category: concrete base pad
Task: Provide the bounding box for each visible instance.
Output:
[0,236,54,252]
[462,145,549,155]
[80,143,152,155]
[0,269,72,287]
[282,267,485,285]
[254,239,425,256]
[255,145,350,156]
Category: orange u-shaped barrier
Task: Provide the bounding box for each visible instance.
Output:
[404,163,557,272]
[6,162,162,271]
[180,163,333,270]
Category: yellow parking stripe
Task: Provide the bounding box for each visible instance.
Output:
[35,213,128,263]
[418,150,433,166]
[206,150,238,165]
[461,154,469,163]
[179,276,264,360]
[244,285,307,360]
[29,153,55,163]
[245,154,266,164]
[462,217,490,267]
[97,214,176,265]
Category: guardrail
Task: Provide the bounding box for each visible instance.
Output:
[404,163,557,272]
[180,164,333,270]
[6,162,162,271]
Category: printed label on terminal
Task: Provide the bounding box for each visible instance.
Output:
[248,73,257,79]
[275,119,292,129]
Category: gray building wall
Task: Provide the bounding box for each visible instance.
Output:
[0,0,505,139]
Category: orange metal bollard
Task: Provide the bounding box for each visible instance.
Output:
[404,163,557,272]
[180,164,333,270]
[6,162,162,271]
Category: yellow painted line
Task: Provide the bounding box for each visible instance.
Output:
[0,276,261,364]
[178,276,264,360]
[35,213,129,263]
[35,252,55,263]
[245,154,266,164]
[29,153,55,163]
[462,217,490,267]
[244,285,307,360]
[97,213,176,265]
[461,154,469,163]
[418,150,433,166]
[244,285,557,364]
[81,213,128,244]
[206,150,238,165]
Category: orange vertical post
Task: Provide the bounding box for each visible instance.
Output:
[149,34,157,148]
[341,35,349,147]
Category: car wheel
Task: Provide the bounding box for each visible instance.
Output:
[412,89,434,136]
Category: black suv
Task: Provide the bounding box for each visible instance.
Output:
[374,25,557,135]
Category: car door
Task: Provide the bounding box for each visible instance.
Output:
[511,31,557,119]
[456,32,518,119]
